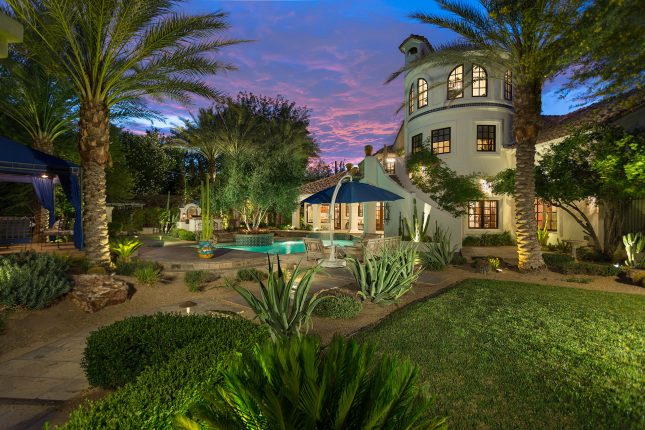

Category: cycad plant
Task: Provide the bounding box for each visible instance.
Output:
[231,256,325,340]
[176,336,447,430]
[347,244,421,304]
[8,0,244,266]
[389,0,583,270]
[109,238,143,264]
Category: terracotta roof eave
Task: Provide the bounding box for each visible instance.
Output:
[299,171,348,195]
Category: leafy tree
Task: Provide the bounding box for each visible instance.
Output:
[389,0,582,270]
[105,127,134,202]
[566,0,645,101]
[493,125,645,254]
[8,0,244,265]
[407,147,484,217]
[304,158,334,182]
[121,130,176,196]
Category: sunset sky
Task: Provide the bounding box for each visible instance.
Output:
[132,0,585,163]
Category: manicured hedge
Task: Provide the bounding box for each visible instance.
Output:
[64,315,266,429]
[313,293,362,319]
[462,231,515,246]
[543,253,621,276]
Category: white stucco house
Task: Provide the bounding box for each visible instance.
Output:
[293,34,645,249]
[0,12,23,58]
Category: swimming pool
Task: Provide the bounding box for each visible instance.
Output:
[216,239,356,255]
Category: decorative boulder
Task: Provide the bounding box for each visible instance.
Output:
[69,275,129,313]
[627,269,645,288]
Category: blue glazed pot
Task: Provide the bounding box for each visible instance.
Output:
[197,241,215,259]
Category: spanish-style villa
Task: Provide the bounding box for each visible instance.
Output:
[0,11,22,58]
[292,34,645,248]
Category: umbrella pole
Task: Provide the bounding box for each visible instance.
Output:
[321,173,352,268]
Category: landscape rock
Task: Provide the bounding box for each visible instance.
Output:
[69,275,129,312]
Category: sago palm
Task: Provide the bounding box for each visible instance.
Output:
[389,0,582,270]
[8,0,244,265]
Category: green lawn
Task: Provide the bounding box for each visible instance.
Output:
[356,279,645,429]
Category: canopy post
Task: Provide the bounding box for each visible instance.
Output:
[320,173,352,268]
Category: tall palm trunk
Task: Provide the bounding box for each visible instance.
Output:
[32,134,55,242]
[79,99,111,266]
[513,83,546,271]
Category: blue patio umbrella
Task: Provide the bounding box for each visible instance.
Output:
[302,174,403,267]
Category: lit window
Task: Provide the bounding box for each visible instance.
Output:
[417,78,428,108]
[408,84,415,114]
[472,65,487,97]
[305,203,312,223]
[376,202,385,231]
[504,70,513,101]
[468,200,498,229]
[384,158,395,174]
[535,198,557,231]
[320,204,329,222]
[358,204,363,217]
[431,127,451,154]
[411,133,423,153]
[476,125,496,152]
[447,65,463,99]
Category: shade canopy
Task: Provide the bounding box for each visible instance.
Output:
[0,136,83,249]
[302,181,403,204]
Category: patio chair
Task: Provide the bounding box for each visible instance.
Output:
[0,216,32,249]
[42,217,74,248]
[303,238,326,261]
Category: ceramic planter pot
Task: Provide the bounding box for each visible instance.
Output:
[364,145,373,156]
[197,241,216,259]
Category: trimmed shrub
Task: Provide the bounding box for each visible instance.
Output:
[65,315,267,429]
[462,231,515,246]
[0,252,71,309]
[542,252,574,266]
[174,229,196,241]
[313,293,362,319]
[543,253,620,276]
[184,270,214,292]
[236,267,266,281]
[115,259,161,276]
[133,264,162,286]
[82,313,261,389]
[451,254,468,265]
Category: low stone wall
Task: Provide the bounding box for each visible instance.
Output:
[234,233,274,246]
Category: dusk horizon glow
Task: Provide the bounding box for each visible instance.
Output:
[128,0,588,163]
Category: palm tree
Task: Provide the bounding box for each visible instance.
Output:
[8,0,244,265]
[388,0,581,271]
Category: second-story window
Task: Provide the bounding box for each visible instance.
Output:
[408,84,415,114]
[431,127,451,154]
[411,133,423,153]
[472,65,487,97]
[476,125,496,152]
[417,78,428,108]
[384,158,395,174]
[504,70,513,100]
[447,65,464,99]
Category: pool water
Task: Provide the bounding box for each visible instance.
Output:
[216,239,356,255]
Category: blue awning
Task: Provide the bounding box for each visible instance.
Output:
[302,181,403,204]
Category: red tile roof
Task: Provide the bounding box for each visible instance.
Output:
[299,171,348,195]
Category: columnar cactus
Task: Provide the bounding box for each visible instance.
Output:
[623,232,644,267]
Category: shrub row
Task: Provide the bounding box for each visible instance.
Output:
[114,259,162,276]
[0,252,71,309]
[65,315,267,429]
[543,253,621,276]
[462,231,515,246]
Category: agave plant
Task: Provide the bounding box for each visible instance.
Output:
[175,335,447,430]
[347,244,421,305]
[403,198,430,242]
[231,256,325,340]
[623,232,645,267]
[419,223,457,271]
[109,238,143,264]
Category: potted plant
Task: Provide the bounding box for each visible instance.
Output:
[197,179,216,259]
[364,145,373,156]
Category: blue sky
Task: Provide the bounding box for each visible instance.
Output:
[131,0,585,162]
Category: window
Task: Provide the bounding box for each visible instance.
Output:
[411,133,423,153]
[431,127,451,154]
[472,65,487,97]
[384,158,395,174]
[447,65,463,99]
[417,78,428,108]
[408,47,418,55]
[408,84,415,114]
[476,125,496,152]
[468,200,498,229]
[376,202,385,231]
[305,203,312,224]
[504,70,513,100]
[358,204,363,217]
[535,199,557,231]
[334,204,341,230]
[320,204,329,223]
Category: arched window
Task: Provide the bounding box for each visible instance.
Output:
[417,78,428,108]
[447,65,463,99]
[408,83,415,114]
[408,47,418,55]
[504,70,513,100]
[472,65,487,97]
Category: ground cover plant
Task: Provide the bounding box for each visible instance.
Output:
[357,279,645,429]
[461,231,515,246]
[184,270,211,292]
[236,267,266,281]
[114,259,162,276]
[65,315,267,429]
[177,336,446,429]
[0,252,71,309]
[313,292,362,319]
[133,264,163,286]
[543,253,621,276]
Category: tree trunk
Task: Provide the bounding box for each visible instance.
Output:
[79,100,111,266]
[32,134,55,243]
[603,199,628,256]
[513,83,546,271]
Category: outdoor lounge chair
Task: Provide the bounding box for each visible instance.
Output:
[303,238,326,261]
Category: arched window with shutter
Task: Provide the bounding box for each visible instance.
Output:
[417,78,428,108]
[447,65,463,99]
